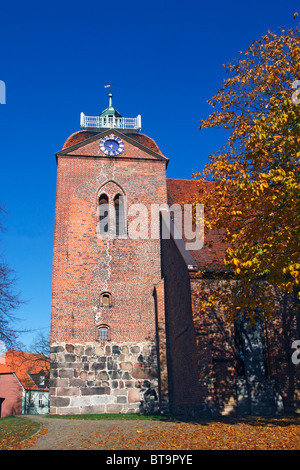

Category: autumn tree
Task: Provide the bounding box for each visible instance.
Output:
[194,26,300,324]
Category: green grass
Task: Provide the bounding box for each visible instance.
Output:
[0,415,41,450]
[46,412,175,421]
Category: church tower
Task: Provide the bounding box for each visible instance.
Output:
[50,93,170,414]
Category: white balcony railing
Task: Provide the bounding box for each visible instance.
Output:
[80,113,142,131]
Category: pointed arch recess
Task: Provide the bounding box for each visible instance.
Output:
[96,179,126,199]
[96,180,127,237]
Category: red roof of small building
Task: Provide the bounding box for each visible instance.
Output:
[0,349,49,391]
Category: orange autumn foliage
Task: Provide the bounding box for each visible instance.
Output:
[193,26,300,322]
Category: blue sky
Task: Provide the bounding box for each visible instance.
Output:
[0,0,298,349]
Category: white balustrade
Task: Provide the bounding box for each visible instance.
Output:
[80,113,141,131]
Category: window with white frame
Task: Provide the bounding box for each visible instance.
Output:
[98,325,110,341]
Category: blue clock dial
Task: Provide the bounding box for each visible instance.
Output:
[104,139,119,152]
[100,135,124,156]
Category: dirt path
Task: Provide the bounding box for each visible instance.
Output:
[21,415,179,450]
[20,414,300,451]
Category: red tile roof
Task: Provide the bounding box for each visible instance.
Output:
[166,178,229,272]
[0,349,49,391]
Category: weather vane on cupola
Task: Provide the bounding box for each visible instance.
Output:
[80,84,142,132]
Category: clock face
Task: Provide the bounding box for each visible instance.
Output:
[99,135,124,156]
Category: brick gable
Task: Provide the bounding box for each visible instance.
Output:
[58,129,168,164]
[62,129,164,156]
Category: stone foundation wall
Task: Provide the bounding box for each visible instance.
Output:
[50,341,160,414]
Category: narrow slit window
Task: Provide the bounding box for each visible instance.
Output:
[100,292,112,307]
[99,194,109,234]
[114,194,124,236]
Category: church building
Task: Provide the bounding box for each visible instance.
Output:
[50,93,299,416]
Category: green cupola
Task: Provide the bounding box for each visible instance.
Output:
[99,92,122,119]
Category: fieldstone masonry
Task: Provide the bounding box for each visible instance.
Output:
[50,342,159,414]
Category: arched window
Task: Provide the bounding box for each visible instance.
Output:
[114,194,125,236]
[100,292,112,307]
[99,194,109,234]
[98,325,110,341]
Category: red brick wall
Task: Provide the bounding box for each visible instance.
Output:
[160,234,201,414]
[190,277,236,414]
[0,373,23,417]
[263,290,300,412]
[51,136,168,344]
[190,277,300,414]
[153,279,169,411]
[50,132,169,414]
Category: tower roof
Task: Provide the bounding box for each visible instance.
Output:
[99,92,122,118]
[62,129,163,155]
